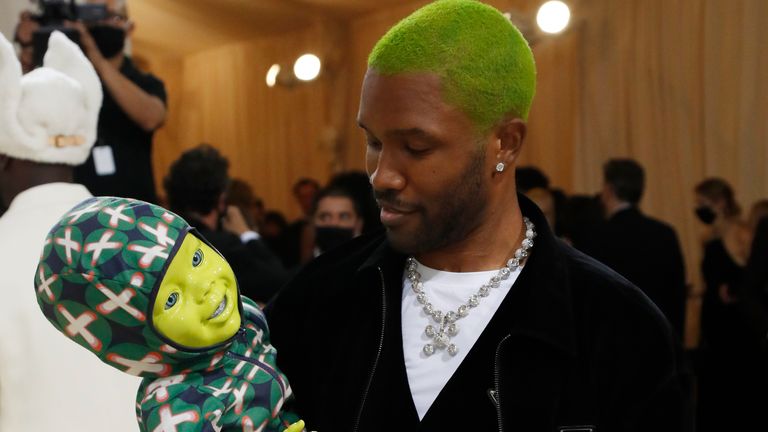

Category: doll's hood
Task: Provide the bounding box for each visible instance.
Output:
[34,196,239,378]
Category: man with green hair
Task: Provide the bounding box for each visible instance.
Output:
[267,1,691,430]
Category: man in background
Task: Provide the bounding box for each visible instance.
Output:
[277,178,321,268]
[586,159,687,340]
[164,144,288,304]
[15,0,166,203]
[311,187,364,256]
[0,31,139,431]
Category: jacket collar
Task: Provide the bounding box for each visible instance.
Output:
[357,194,577,357]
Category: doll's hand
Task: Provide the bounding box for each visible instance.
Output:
[285,420,305,432]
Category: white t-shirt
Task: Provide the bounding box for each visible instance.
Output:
[402,259,522,419]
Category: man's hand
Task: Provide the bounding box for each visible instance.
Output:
[15,11,39,46]
[61,20,167,132]
[14,11,40,73]
[222,206,251,237]
[64,21,108,68]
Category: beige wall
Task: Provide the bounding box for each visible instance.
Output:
[145,20,350,220]
[1,0,31,42]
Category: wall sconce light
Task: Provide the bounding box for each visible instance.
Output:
[293,53,322,82]
[503,1,572,47]
[266,64,281,87]
[266,53,323,87]
[536,1,571,34]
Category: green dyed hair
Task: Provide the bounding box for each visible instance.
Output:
[368,0,537,132]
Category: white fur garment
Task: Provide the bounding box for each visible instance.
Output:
[0,31,102,165]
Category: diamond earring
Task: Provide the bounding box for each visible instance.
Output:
[495,162,505,173]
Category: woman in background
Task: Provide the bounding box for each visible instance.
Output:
[694,178,764,431]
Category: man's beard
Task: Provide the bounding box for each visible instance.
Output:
[384,147,488,255]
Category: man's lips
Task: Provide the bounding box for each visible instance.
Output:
[379,203,416,224]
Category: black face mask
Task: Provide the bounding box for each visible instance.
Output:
[89,25,126,58]
[695,206,717,225]
[315,226,355,253]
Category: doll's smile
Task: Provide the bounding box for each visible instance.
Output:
[206,289,236,324]
[209,295,227,320]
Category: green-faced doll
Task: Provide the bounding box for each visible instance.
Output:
[34,196,304,432]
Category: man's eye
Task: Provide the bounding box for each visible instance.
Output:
[192,249,203,267]
[165,292,179,310]
[405,146,429,156]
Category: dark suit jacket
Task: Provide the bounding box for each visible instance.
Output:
[188,218,289,303]
[581,207,687,340]
[267,196,692,431]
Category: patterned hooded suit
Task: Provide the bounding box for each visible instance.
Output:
[34,196,298,431]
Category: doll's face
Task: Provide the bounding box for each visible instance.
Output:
[153,233,241,348]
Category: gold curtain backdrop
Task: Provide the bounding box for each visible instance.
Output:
[136,0,768,346]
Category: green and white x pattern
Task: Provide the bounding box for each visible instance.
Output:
[34,197,299,431]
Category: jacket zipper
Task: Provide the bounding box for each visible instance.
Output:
[494,334,512,432]
[352,267,387,432]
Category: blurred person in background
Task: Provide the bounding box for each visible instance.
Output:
[515,165,567,235]
[694,177,764,431]
[328,170,383,234]
[310,187,364,258]
[748,199,768,235]
[263,210,288,238]
[515,165,549,192]
[0,31,139,431]
[524,187,555,230]
[278,178,320,268]
[261,209,288,259]
[739,203,768,411]
[695,178,750,324]
[15,0,166,203]
[741,211,768,345]
[225,177,265,231]
[293,177,320,219]
[586,159,687,341]
[560,193,604,249]
[164,144,288,304]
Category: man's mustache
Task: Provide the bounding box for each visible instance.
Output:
[373,190,420,212]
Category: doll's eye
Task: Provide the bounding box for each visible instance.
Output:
[192,249,203,267]
[165,292,179,310]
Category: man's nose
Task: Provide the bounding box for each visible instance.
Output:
[369,151,405,192]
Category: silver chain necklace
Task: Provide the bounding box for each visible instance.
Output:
[406,217,536,357]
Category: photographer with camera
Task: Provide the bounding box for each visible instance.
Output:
[14,0,166,204]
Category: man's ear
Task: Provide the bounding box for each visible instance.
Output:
[125,20,135,37]
[495,117,527,167]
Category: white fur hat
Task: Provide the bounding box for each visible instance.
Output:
[0,31,102,165]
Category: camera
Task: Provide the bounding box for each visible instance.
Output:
[30,0,108,67]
